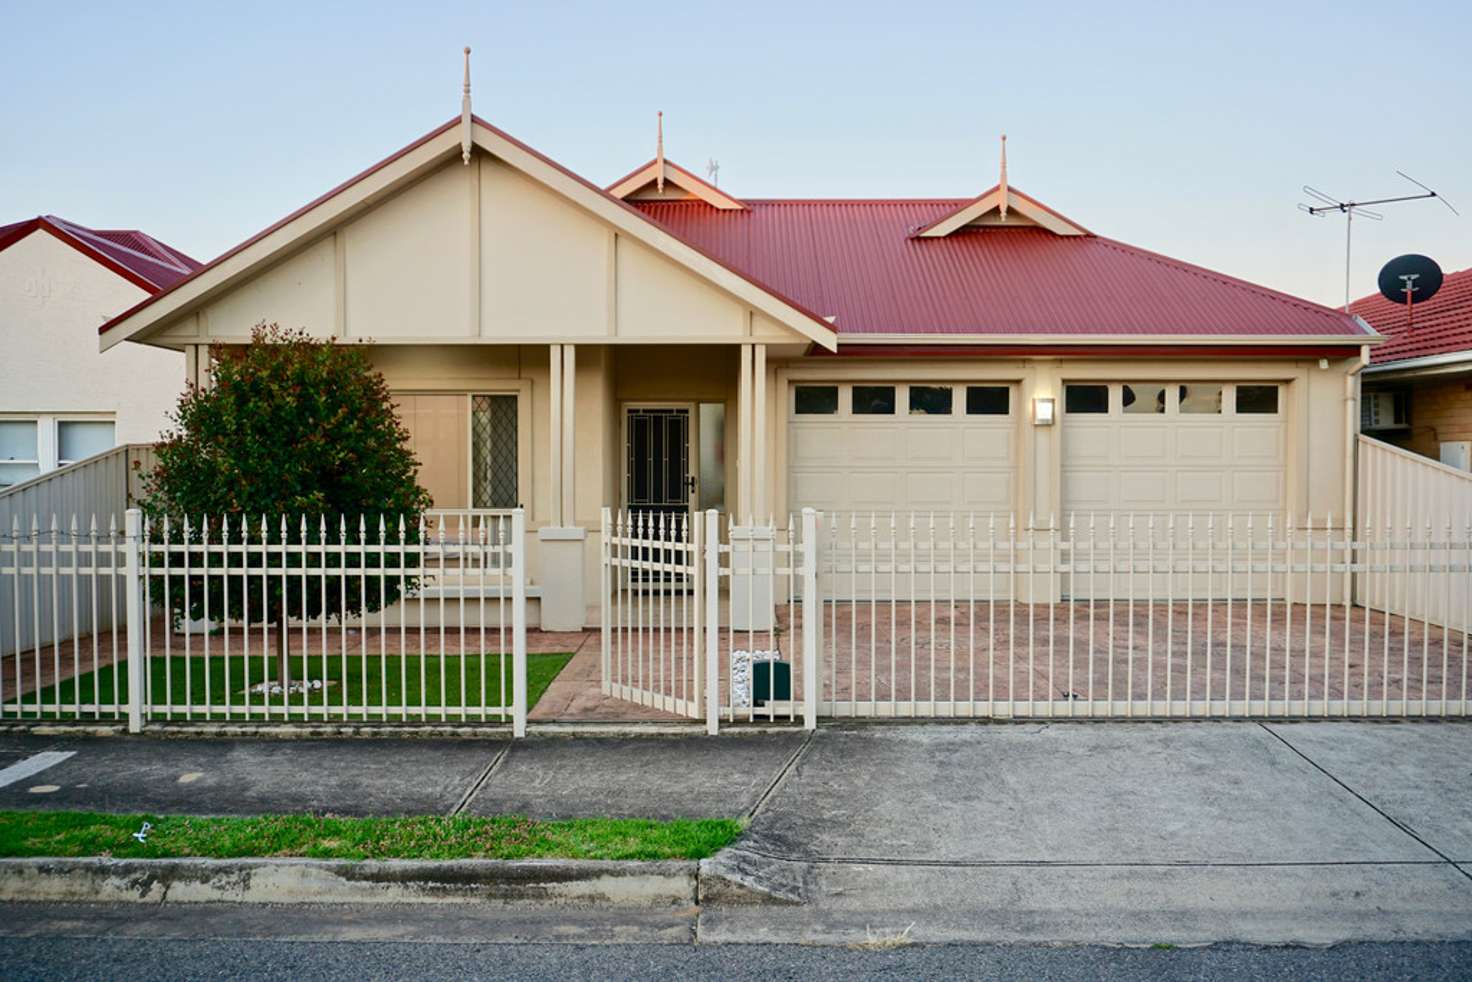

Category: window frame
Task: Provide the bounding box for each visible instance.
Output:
[0,413,116,487]
[56,418,118,467]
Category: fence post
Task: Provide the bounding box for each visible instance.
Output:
[511,508,527,738]
[123,508,145,733]
[705,508,720,735]
[801,508,819,731]
[599,507,611,696]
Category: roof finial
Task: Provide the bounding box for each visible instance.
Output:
[461,47,473,165]
[998,133,1009,221]
[656,111,665,193]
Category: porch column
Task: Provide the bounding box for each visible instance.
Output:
[561,344,577,527]
[753,343,768,521]
[737,343,753,522]
[732,342,774,631]
[539,342,587,630]
[548,344,563,526]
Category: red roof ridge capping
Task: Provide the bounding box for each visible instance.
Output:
[86,227,200,269]
[1091,235,1369,331]
[99,115,835,341]
[0,215,199,293]
[48,217,196,275]
[1351,264,1472,365]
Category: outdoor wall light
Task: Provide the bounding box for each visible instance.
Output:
[1033,396,1056,426]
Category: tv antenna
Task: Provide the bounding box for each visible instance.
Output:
[1298,171,1458,311]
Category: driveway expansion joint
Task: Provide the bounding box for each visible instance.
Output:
[1260,722,1472,882]
[746,730,814,821]
[448,744,511,816]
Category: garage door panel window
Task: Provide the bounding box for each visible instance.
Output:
[908,385,953,416]
[1236,385,1279,414]
[853,385,896,415]
[1122,383,1166,414]
[966,386,1010,415]
[794,385,838,415]
[1065,384,1109,414]
[1178,384,1223,414]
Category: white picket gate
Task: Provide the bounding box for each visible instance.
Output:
[600,508,821,732]
[1,508,528,733]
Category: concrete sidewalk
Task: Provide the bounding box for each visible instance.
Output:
[2,722,1471,944]
[0,731,805,820]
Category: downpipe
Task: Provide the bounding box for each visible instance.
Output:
[1343,345,1370,603]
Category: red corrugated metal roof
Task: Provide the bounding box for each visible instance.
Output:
[1350,266,1472,366]
[0,215,198,291]
[631,197,1370,338]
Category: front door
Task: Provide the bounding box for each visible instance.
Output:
[624,405,695,535]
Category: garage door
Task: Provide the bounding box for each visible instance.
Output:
[788,382,1016,516]
[1061,381,1285,518]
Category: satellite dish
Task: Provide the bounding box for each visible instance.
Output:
[1377,254,1443,305]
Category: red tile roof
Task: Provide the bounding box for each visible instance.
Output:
[0,215,198,292]
[630,197,1370,339]
[1350,265,1472,366]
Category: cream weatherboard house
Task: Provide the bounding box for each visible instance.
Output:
[97,112,1379,632]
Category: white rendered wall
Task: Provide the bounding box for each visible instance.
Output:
[0,231,185,447]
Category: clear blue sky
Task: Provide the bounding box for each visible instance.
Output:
[3,0,1467,308]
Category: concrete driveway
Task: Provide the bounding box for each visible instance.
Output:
[709,720,1472,945]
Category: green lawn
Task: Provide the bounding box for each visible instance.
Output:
[0,810,744,861]
[16,651,574,722]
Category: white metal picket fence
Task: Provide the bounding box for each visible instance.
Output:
[601,507,1472,726]
[1,509,527,733]
[817,511,1469,719]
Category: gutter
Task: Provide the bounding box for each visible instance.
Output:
[1363,349,1472,376]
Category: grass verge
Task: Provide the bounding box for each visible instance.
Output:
[0,810,744,862]
[14,651,574,722]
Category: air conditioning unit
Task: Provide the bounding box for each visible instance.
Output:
[1441,442,1472,472]
[1361,391,1408,431]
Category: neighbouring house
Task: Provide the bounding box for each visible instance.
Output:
[0,216,198,487]
[1350,265,1472,469]
[96,111,1379,630]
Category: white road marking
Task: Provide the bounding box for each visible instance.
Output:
[177,772,203,784]
[0,751,75,789]
[28,785,60,794]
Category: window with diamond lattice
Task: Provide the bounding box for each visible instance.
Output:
[471,395,518,508]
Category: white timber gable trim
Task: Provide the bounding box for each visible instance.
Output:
[606,159,747,211]
[101,118,835,353]
[916,185,1090,238]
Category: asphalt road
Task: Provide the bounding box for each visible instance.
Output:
[8,937,1472,981]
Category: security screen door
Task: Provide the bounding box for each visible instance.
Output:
[623,406,695,584]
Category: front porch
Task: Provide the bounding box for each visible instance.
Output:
[376,339,795,635]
